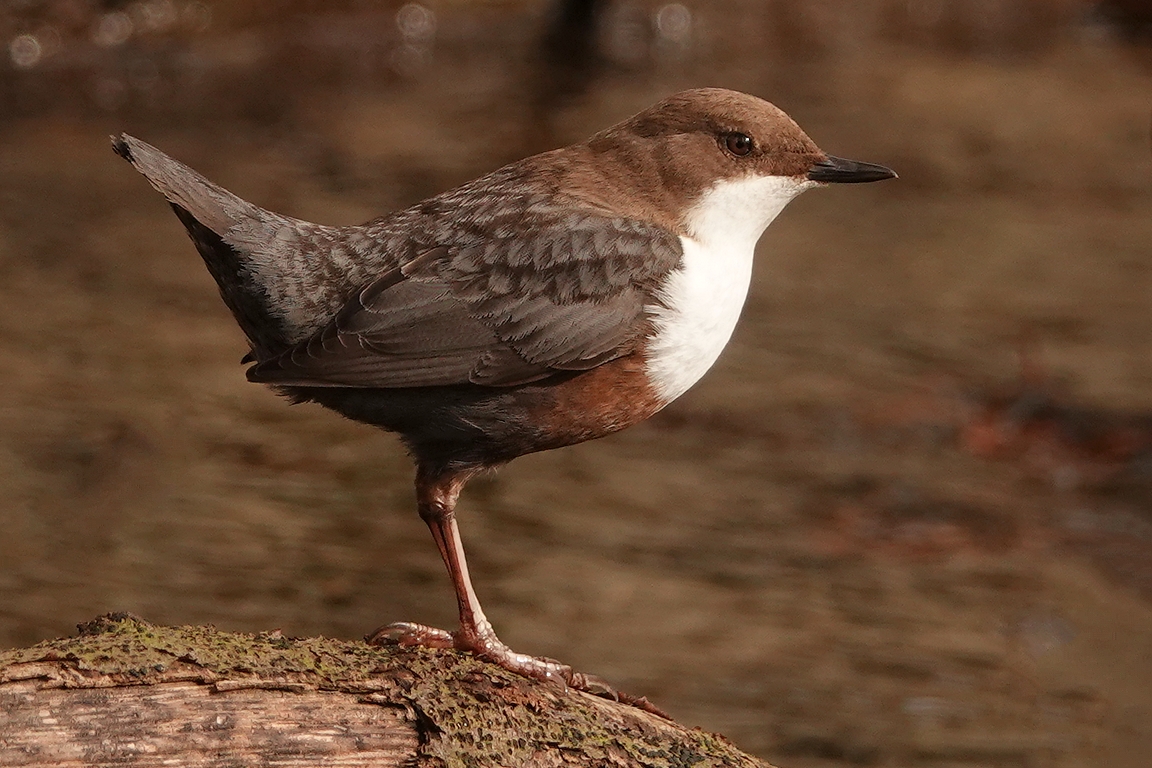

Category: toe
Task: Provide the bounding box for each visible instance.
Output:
[366,621,455,649]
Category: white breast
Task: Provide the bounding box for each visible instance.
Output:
[644,174,813,404]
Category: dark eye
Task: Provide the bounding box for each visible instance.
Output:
[723,132,753,156]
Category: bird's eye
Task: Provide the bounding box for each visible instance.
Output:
[723,132,754,157]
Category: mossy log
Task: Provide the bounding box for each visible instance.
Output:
[0,614,773,767]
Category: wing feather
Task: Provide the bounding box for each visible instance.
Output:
[247,212,682,389]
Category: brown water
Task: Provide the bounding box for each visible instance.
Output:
[2,1,1152,766]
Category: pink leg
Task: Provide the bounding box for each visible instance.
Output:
[367,466,671,717]
[368,465,584,685]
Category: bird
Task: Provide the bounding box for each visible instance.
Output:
[114,87,895,705]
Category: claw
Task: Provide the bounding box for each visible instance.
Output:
[366,621,454,649]
[366,618,672,719]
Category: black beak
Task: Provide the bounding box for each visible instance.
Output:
[808,155,897,184]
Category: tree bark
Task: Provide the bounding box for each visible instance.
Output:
[0,614,774,767]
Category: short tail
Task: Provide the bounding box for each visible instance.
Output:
[114,134,343,357]
[113,134,264,237]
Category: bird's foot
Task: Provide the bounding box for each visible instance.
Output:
[368,621,455,649]
[365,621,670,719]
[366,620,582,684]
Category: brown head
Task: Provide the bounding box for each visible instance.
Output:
[563,88,895,236]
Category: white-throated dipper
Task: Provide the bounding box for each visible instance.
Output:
[113,88,894,707]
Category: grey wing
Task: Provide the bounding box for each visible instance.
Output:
[246,215,683,389]
[247,249,547,387]
[442,214,682,372]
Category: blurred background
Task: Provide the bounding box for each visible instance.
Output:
[1,0,1151,765]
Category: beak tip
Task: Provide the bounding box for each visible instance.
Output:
[809,155,897,184]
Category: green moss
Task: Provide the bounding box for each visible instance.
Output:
[0,613,768,768]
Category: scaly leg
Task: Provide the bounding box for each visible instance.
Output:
[367,465,668,716]
[368,466,593,687]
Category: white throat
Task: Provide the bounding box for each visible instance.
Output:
[644,174,813,404]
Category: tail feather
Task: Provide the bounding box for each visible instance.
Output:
[113,134,358,357]
[113,134,262,236]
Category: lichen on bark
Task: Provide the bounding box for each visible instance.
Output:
[0,613,771,768]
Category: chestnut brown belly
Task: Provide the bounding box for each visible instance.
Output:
[288,353,666,473]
